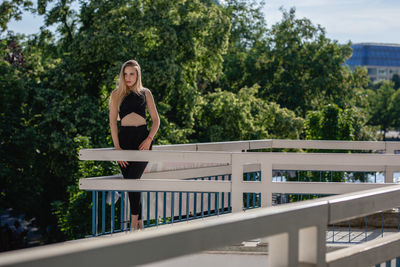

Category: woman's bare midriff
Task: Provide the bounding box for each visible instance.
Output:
[121,112,147,126]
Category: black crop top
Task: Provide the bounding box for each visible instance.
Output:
[119,91,146,120]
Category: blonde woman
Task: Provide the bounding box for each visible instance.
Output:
[109,60,160,230]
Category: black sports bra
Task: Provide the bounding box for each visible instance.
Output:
[119,91,146,120]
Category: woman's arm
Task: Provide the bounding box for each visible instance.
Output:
[109,92,121,149]
[139,89,160,150]
[110,92,129,167]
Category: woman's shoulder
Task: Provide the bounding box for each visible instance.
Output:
[110,89,119,99]
[142,88,153,96]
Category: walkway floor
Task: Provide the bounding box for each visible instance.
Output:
[95,227,399,266]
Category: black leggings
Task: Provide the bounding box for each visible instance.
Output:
[118,125,152,220]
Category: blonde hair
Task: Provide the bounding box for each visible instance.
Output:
[110,60,145,112]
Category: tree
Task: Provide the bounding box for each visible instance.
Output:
[193,85,303,142]
[388,88,400,131]
[0,0,33,33]
[305,103,372,141]
[392,73,400,90]
[367,81,396,139]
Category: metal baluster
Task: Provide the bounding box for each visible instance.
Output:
[120,191,124,231]
[221,175,225,213]
[228,174,232,212]
[201,178,204,218]
[163,192,167,224]
[155,192,158,226]
[186,192,190,220]
[252,172,256,208]
[216,192,219,215]
[102,191,105,234]
[111,191,115,233]
[208,176,211,215]
[146,192,150,227]
[179,192,182,221]
[193,190,197,219]
[246,173,250,209]
[215,176,218,214]
[171,192,175,223]
[92,191,96,236]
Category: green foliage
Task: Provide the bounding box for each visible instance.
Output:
[0,0,33,33]
[0,0,389,243]
[305,104,372,141]
[52,135,118,239]
[388,87,400,130]
[193,85,303,142]
[391,74,400,90]
[218,6,369,117]
[367,81,396,136]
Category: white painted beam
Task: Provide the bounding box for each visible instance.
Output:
[79,179,231,193]
[328,184,400,224]
[271,182,397,194]
[78,149,232,164]
[0,200,328,267]
[326,232,400,267]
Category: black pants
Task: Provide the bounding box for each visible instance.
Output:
[118,125,152,220]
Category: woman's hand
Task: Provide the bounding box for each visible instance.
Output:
[138,136,152,150]
[115,147,129,168]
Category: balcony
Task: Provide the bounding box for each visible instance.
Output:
[1,139,400,267]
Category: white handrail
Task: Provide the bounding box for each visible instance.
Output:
[1,186,400,267]
[152,139,400,152]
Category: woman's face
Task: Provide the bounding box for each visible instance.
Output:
[124,66,137,87]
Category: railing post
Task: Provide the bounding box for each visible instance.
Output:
[268,230,299,266]
[231,154,244,212]
[299,225,327,266]
[261,161,273,207]
[385,166,395,183]
[385,141,398,154]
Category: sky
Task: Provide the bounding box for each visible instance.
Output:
[7,0,400,45]
[262,0,400,44]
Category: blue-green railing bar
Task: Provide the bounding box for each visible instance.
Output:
[186,192,189,221]
[92,191,96,236]
[155,192,158,226]
[228,174,231,212]
[120,191,124,231]
[178,192,182,221]
[221,175,225,213]
[208,177,211,215]
[146,192,151,227]
[252,172,256,207]
[90,169,399,248]
[111,191,115,233]
[163,192,167,224]
[102,191,105,234]
[193,191,197,219]
[171,192,175,223]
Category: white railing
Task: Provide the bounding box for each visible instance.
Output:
[79,148,400,212]
[1,139,400,267]
[1,186,400,267]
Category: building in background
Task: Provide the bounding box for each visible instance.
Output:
[346,43,400,82]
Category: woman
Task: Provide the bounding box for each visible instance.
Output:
[109,60,160,230]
